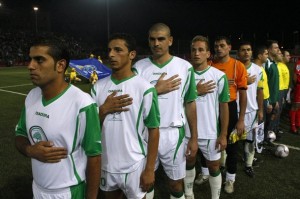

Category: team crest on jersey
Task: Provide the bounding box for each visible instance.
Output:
[29,126,48,143]
[107,112,122,121]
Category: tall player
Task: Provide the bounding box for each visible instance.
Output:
[15,36,102,199]
[237,41,263,177]
[210,36,248,194]
[184,35,229,199]
[91,33,160,199]
[133,23,198,199]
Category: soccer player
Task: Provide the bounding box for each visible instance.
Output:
[91,33,160,199]
[185,35,229,199]
[237,41,263,177]
[15,36,102,199]
[210,36,248,194]
[264,40,280,139]
[290,59,300,133]
[253,45,272,141]
[275,50,290,134]
[133,23,198,199]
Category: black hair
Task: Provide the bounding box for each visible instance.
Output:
[108,33,136,52]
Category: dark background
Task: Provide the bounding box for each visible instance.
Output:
[1,0,300,54]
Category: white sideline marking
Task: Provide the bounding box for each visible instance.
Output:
[273,142,300,151]
[0,89,27,96]
[0,83,32,89]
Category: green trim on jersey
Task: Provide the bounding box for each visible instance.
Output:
[173,127,185,163]
[183,67,197,102]
[144,88,160,128]
[247,63,252,70]
[15,107,28,137]
[81,103,102,156]
[194,66,211,76]
[136,100,146,157]
[218,75,230,103]
[111,74,136,85]
[42,84,71,106]
[132,67,138,74]
[91,85,96,96]
[149,56,174,68]
[70,178,86,198]
[71,154,82,183]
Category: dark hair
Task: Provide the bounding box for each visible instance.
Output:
[215,36,231,45]
[238,40,252,48]
[253,45,267,59]
[265,40,278,49]
[191,35,210,51]
[108,33,136,52]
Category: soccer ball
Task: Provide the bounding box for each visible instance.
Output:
[267,131,276,142]
[274,144,289,158]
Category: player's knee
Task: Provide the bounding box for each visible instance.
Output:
[168,179,183,192]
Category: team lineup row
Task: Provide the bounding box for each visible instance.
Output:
[15,22,300,199]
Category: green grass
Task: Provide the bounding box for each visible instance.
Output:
[0,66,300,199]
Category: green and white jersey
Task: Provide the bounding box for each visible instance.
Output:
[237,62,263,113]
[15,84,102,189]
[133,56,197,128]
[91,75,160,173]
[186,66,229,139]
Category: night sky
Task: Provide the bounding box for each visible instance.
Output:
[2,0,300,50]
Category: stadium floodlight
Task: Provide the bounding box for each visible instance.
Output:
[33,6,39,34]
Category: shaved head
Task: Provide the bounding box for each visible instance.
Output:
[148,23,171,36]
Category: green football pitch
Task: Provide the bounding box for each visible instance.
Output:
[1,66,300,199]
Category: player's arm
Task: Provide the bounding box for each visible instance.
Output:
[196,80,216,96]
[15,136,68,163]
[257,88,264,122]
[236,89,247,136]
[86,155,101,199]
[155,72,181,95]
[140,127,159,192]
[185,101,198,160]
[15,108,67,163]
[217,102,229,151]
[98,91,133,123]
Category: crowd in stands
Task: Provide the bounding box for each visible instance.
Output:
[0,29,94,67]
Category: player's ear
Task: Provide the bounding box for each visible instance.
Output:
[168,36,173,46]
[129,50,136,60]
[56,59,67,73]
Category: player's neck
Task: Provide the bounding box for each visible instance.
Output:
[242,60,251,68]
[41,79,69,101]
[152,53,172,65]
[215,55,230,63]
[253,59,262,67]
[112,68,135,81]
[193,62,209,71]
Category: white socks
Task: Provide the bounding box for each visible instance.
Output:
[209,173,222,199]
[184,167,195,196]
[146,189,154,199]
[244,142,255,167]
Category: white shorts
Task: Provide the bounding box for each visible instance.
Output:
[100,159,146,199]
[244,111,258,141]
[195,139,220,161]
[156,127,186,180]
[32,180,85,199]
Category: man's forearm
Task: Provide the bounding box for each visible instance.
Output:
[185,101,198,139]
[145,128,159,172]
[86,155,101,199]
[238,89,247,121]
[219,102,229,138]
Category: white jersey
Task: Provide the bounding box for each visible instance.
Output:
[133,56,197,128]
[15,84,102,189]
[186,66,229,139]
[237,62,263,113]
[91,75,160,173]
